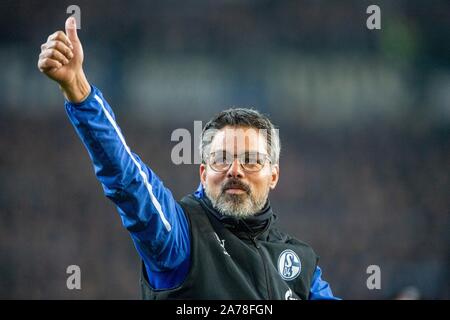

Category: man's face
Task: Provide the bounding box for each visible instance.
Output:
[200,126,279,218]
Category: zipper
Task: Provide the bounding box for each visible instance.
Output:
[250,236,273,299]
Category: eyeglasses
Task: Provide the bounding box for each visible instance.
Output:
[207,151,272,173]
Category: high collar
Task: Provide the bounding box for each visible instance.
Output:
[198,191,275,239]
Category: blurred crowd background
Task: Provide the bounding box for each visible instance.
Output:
[0,0,448,299]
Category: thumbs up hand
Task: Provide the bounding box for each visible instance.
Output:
[38,17,90,103]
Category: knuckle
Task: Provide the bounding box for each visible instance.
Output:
[54,41,64,50]
[48,31,62,41]
[41,50,49,59]
[50,41,62,51]
[46,50,56,59]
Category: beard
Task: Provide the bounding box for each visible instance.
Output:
[205,178,269,218]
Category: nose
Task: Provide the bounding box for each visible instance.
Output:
[226,159,244,178]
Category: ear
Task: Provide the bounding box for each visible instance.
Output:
[269,164,279,189]
[199,163,207,186]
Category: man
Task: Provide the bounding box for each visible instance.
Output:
[38,17,338,300]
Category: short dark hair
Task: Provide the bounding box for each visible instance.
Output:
[200,108,280,164]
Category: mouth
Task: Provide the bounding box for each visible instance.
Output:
[222,182,250,195]
[224,188,247,195]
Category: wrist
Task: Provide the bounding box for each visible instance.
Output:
[60,72,91,103]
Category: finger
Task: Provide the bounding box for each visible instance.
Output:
[65,17,79,43]
[40,48,70,65]
[38,58,61,72]
[38,57,62,72]
[46,40,74,60]
[47,30,73,49]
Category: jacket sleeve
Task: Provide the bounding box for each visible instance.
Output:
[64,85,190,288]
[309,266,340,300]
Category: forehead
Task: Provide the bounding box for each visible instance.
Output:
[209,126,268,154]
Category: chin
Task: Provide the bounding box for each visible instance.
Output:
[217,196,256,218]
[206,186,259,218]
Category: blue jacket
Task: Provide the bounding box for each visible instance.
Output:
[65,85,338,300]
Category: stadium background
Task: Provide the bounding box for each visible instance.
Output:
[0,0,448,299]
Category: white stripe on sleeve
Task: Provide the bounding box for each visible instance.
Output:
[94,95,172,232]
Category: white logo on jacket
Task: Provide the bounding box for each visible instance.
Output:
[213,232,230,256]
[285,288,300,300]
[278,249,301,280]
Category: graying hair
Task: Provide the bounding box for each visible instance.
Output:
[200,108,281,165]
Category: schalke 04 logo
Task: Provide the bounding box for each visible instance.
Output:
[277,249,301,281]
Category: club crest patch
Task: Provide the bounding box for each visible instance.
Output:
[277,249,301,281]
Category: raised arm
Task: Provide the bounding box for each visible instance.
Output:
[37,17,190,289]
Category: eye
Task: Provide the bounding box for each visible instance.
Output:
[212,152,232,164]
[243,152,260,164]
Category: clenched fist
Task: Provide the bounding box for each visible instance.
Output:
[38,17,90,103]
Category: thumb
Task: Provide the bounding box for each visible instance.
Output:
[65,17,79,42]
